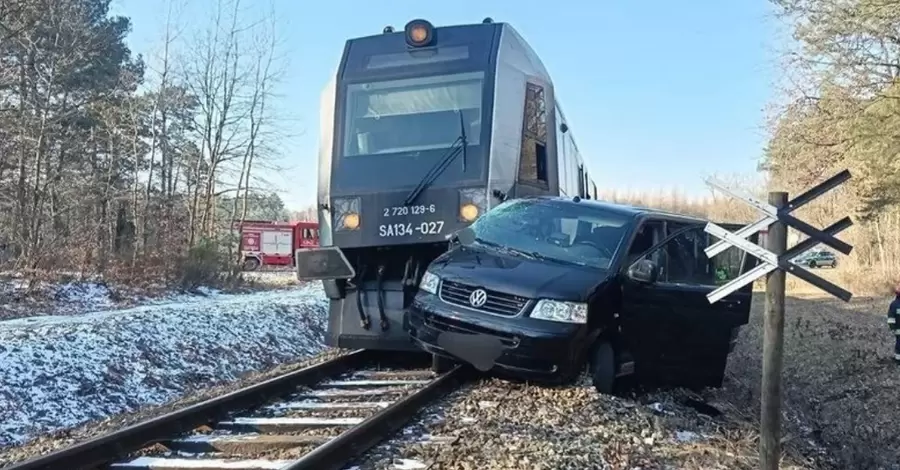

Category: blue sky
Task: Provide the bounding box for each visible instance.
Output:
[111,0,781,211]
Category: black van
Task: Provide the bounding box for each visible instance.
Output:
[405,196,758,393]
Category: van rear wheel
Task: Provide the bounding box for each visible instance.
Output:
[590,340,616,394]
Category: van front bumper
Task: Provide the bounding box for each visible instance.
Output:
[406,292,589,381]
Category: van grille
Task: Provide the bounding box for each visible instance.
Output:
[438,280,529,316]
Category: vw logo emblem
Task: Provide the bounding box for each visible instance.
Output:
[469,289,488,308]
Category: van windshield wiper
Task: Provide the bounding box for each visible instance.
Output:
[526,251,588,267]
[403,112,468,206]
[473,237,536,260]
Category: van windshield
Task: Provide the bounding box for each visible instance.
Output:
[470,199,633,269]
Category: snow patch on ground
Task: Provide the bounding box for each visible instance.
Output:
[0,283,329,447]
[0,277,209,320]
[51,281,116,310]
[0,269,297,321]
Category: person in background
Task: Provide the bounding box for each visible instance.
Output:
[889,284,900,364]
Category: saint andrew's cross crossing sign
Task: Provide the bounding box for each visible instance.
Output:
[701,169,855,470]
[702,170,855,304]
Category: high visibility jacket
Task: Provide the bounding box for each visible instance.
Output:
[889,296,899,334]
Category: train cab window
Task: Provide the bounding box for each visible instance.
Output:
[518,82,548,185]
[343,72,484,156]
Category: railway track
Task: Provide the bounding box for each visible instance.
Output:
[7,350,467,470]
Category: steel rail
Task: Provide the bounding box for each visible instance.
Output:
[284,364,468,470]
[6,350,372,470]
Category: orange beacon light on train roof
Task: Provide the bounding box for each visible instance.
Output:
[405,19,434,47]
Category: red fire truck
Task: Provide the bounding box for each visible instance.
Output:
[237,220,319,271]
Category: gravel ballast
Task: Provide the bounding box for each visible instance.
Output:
[351,375,827,470]
[0,282,330,450]
[2,283,892,468]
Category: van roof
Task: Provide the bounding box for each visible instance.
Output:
[521,196,709,223]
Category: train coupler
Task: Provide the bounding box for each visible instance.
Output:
[355,263,371,330]
[376,264,390,332]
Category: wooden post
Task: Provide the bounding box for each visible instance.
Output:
[760,191,788,470]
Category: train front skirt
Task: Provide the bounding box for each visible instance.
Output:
[296,246,422,352]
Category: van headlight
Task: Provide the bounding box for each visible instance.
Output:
[530,299,587,324]
[419,271,440,295]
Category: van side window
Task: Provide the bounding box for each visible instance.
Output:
[637,227,744,286]
[518,82,548,185]
[626,220,664,266]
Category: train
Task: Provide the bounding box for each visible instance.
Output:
[295,18,599,357]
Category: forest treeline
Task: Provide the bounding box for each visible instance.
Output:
[607,1,900,295]
[3,0,898,294]
[0,0,286,285]
[763,0,900,293]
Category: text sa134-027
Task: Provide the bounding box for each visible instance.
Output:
[378,220,445,237]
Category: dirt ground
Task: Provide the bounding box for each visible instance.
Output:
[713,281,898,469]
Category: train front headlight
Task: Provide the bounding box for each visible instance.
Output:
[333,197,361,231]
[343,213,360,230]
[459,203,479,222]
[405,19,434,47]
[459,188,487,223]
[419,271,440,295]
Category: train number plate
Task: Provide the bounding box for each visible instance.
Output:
[382,204,437,217]
[379,221,445,238]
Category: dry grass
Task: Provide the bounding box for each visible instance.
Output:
[714,284,898,469]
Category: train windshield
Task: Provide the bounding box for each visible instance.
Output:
[470,199,633,269]
[343,71,484,157]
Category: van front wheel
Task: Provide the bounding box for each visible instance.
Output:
[590,340,616,394]
[431,353,454,374]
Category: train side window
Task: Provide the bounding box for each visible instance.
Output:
[555,108,568,194]
[567,136,579,194]
[577,165,585,197]
[518,82,548,185]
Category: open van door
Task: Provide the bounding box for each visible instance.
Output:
[619,222,760,390]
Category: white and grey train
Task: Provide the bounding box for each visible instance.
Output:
[296,18,601,352]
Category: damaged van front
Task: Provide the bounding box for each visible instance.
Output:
[406,196,757,394]
[406,196,638,391]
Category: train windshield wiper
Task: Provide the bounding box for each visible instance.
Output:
[403,112,468,206]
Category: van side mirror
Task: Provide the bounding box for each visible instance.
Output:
[627,259,659,284]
